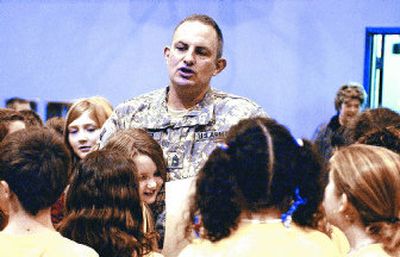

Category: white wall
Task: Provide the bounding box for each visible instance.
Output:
[1,0,400,138]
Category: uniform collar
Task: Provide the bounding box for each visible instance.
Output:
[148,87,215,129]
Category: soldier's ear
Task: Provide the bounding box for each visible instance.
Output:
[164,46,171,63]
[213,58,226,76]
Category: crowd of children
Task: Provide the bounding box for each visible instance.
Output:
[0,94,399,257]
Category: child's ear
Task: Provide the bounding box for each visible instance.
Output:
[0,181,11,199]
[338,193,357,223]
[0,180,10,195]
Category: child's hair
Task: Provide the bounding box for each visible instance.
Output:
[104,128,167,182]
[0,210,7,230]
[357,125,400,154]
[5,97,30,110]
[0,128,70,215]
[349,107,400,143]
[334,82,366,112]
[45,117,66,138]
[188,117,327,242]
[330,144,400,256]
[0,108,25,142]
[104,128,167,248]
[59,149,153,257]
[19,109,43,128]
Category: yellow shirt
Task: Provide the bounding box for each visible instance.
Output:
[331,225,351,255]
[348,243,391,257]
[146,252,164,257]
[178,222,343,257]
[0,231,99,257]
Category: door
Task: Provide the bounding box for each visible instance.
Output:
[364,28,400,112]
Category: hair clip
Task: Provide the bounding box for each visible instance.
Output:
[217,142,229,151]
[281,187,307,228]
[296,138,304,147]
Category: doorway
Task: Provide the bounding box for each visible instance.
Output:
[364,28,400,112]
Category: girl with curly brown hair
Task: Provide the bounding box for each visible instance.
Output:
[59,149,162,257]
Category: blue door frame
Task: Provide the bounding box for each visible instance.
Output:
[364,27,400,107]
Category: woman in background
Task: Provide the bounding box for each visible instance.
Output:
[104,128,167,249]
[313,83,366,161]
[179,117,342,257]
[59,149,162,257]
[324,144,400,257]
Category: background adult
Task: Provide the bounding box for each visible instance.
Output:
[313,83,366,160]
[99,15,266,257]
[100,14,266,181]
[5,97,32,112]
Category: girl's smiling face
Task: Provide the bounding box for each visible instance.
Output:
[133,154,163,204]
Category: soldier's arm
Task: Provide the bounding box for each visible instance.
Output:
[98,111,121,148]
[250,105,268,118]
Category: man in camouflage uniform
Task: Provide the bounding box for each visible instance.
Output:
[100,14,266,181]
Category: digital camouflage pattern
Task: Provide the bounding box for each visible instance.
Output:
[100,87,266,181]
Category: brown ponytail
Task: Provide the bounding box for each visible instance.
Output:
[367,221,400,256]
[330,144,400,256]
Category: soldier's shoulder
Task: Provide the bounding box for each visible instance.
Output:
[113,88,164,115]
[209,89,266,119]
[211,89,262,109]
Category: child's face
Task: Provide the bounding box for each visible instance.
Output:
[133,154,163,204]
[67,111,100,159]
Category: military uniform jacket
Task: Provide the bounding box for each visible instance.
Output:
[100,87,266,181]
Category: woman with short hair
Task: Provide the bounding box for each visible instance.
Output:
[313,83,366,160]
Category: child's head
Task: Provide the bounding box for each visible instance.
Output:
[0,108,25,142]
[65,97,112,160]
[0,128,70,215]
[190,117,325,241]
[324,144,400,256]
[105,128,166,204]
[60,149,152,257]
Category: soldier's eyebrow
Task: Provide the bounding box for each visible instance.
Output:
[175,41,188,48]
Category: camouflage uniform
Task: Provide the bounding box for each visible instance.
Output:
[100,87,266,181]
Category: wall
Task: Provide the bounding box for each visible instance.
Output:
[1,0,400,138]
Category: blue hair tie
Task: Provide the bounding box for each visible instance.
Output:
[281,187,307,228]
[217,142,229,151]
[193,215,201,238]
